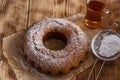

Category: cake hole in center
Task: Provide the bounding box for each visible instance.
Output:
[43,31,67,50]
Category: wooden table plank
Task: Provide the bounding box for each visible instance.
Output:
[0,0,120,80]
[94,59,120,80]
[0,0,29,80]
[28,0,86,26]
[76,67,95,80]
[0,0,28,36]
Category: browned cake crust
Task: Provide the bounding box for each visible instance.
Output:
[24,18,88,75]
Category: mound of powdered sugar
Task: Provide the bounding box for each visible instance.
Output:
[99,35,120,57]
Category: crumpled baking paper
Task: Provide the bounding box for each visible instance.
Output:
[2,29,95,80]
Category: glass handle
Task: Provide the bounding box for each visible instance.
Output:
[103,9,111,20]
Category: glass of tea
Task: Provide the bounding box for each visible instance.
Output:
[85,0,109,29]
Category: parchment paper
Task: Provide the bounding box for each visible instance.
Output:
[2,29,95,80]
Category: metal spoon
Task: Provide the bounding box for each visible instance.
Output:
[87,30,120,80]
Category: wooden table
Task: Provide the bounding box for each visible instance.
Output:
[0,0,120,80]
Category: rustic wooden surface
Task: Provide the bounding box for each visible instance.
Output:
[0,0,120,80]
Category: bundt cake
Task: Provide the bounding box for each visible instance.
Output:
[23,18,88,75]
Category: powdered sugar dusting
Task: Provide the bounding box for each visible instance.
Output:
[99,35,120,57]
[24,18,88,74]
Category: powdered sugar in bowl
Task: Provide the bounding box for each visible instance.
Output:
[91,30,120,61]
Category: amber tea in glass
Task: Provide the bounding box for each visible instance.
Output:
[85,0,106,29]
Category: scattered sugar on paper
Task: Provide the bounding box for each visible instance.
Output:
[99,35,120,57]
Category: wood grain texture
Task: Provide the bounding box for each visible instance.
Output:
[28,0,86,26]
[76,67,95,80]
[94,59,120,80]
[0,0,120,80]
[0,0,28,36]
[0,20,16,80]
[0,0,29,80]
